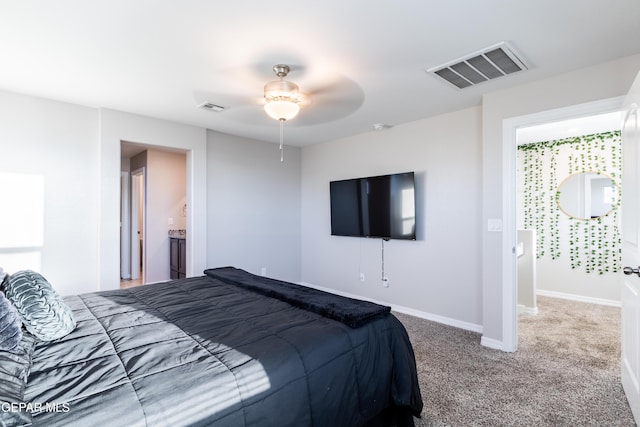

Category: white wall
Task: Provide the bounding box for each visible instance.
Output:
[0,92,293,294]
[3,54,640,345]
[0,90,99,296]
[301,107,483,329]
[99,109,207,290]
[206,130,302,283]
[482,53,640,349]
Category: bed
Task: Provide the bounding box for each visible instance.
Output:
[1,267,423,426]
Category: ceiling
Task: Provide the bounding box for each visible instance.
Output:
[517,111,623,145]
[1,1,640,148]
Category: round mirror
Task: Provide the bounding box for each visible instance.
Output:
[556,172,619,220]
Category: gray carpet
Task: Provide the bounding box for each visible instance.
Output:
[395,296,635,426]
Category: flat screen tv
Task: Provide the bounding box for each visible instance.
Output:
[330,171,416,240]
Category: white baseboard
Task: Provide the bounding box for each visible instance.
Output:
[536,289,621,307]
[517,304,539,316]
[391,304,483,333]
[480,336,505,351]
[298,281,483,334]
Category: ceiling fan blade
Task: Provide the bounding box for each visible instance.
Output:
[222,104,274,125]
[196,60,365,128]
[293,75,365,125]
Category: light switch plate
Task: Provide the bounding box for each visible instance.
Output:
[488,218,503,232]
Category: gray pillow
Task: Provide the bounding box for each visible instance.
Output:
[0,333,35,426]
[0,288,22,351]
[2,270,76,341]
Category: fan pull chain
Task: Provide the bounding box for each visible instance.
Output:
[279,118,285,162]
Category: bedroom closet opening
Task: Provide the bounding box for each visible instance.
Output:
[515,110,622,343]
[120,141,187,288]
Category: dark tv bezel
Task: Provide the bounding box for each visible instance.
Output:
[329,171,416,241]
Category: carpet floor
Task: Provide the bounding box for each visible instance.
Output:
[395,296,635,426]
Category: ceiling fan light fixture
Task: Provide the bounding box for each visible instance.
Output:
[264,78,301,121]
[262,64,303,162]
[264,79,300,100]
[264,99,300,121]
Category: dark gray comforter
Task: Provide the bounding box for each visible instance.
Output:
[24,273,422,426]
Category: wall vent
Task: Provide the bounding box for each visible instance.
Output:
[198,102,226,112]
[426,42,528,89]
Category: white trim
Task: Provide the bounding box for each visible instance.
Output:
[298,281,483,334]
[501,119,518,352]
[480,336,504,351]
[391,304,483,333]
[517,304,539,316]
[131,167,146,283]
[502,96,625,352]
[536,289,621,307]
[120,171,131,279]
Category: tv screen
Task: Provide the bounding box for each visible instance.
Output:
[330,172,416,240]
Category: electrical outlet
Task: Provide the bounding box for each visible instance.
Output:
[359,273,365,282]
[382,277,389,288]
[260,267,267,276]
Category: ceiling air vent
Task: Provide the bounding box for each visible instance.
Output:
[427,42,528,89]
[197,102,226,112]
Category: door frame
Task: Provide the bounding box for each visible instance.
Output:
[131,167,146,284]
[120,171,131,279]
[501,96,624,351]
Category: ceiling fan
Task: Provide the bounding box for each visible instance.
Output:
[262,64,304,162]
[197,61,365,161]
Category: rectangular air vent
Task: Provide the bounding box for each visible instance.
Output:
[427,42,528,89]
[198,102,226,112]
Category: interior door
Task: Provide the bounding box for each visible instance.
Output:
[621,71,640,424]
[131,168,145,282]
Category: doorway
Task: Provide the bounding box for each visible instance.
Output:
[515,111,622,336]
[502,96,625,350]
[119,141,188,287]
[120,164,146,287]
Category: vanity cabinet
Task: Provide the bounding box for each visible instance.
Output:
[170,237,186,279]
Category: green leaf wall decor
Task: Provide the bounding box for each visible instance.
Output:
[517,131,621,275]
